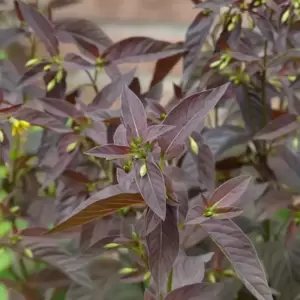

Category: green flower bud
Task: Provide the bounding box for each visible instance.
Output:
[25,58,40,67]
[140,163,147,177]
[281,8,290,24]
[46,79,56,92]
[189,136,199,155]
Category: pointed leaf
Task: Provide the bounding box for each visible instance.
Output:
[201,219,273,300]
[172,249,213,290]
[146,206,179,291]
[208,175,251,208]
[16,0,58,55]
[121,85,147,139]
[165,283,224,300]
[150,53,182,88]
[90,69,136,110]
[14,107,72,133]
[146,125,175,142]
[85,144,131,159]
[159,84,229,157]
[55,18,112,51]
[102,37,185,64]
[277,145,300,180]
[135,161,166,220]
[183,132,215,194]
[47,185,144,234]
[255,113,299,141]
[183,11,215,88]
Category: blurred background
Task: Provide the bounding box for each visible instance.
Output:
[54,0,198,103]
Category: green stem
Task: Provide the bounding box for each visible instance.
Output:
[167,268,173,293]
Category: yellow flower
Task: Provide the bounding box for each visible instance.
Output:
[10,118,30,136]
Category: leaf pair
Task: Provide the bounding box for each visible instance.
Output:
[186,175,252,224]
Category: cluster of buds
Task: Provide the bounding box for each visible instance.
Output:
[228,62,250,85]
[227,14,241,32]
[25,56,64,92]
[210,52,232,71]
[281,0,300,23]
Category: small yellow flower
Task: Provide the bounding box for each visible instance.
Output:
[9,118,30,136]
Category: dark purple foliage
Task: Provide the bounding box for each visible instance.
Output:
[2,1,300,299]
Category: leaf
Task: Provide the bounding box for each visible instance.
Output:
[144,289,156,300]
[13,107,72,133]
[146,206,179,291]
[146,125,175,142]
[164,283,224,300]
[101,37,185,64]
[150,53,182,88]
[236,85,271,135]
[255,113,299,140]
[208,175,252,208]
[89,69,136,110]
[135,161,166,220]
[172,249,213,290]
[16,0,58,56]
[55,18,112,52]
[159,84,229,158]
[121,85,147,139]
[202,125,250,158]
[63,53,94,69]
[20,236,92,288]
[47,185,144,233]
[201,219,273,300]
[183,11,214,88]
[183,132,215,194]
[0,28,24,49]
[85,144,131,159]
[17,63,48,88]
[277,145,300,180]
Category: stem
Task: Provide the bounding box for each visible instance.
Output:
[85,70,98,94]
[167,268,173,293]
[214,105,219,127]
[262,219,271,242]
[262,41,268,128]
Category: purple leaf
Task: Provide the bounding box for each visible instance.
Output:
[102,37,185,64]
[17,62,48,88]
[150,53,182,88]
[0,27,24,48]
[201,219,273,300]
[55,18,112,52]
[208,175,252,208]
[164,283,224,300]
[64,53,94,70]
[121,85,147,140]
[146,206,179,292]
[172,249,213,290]
[90,69,136,110]
[255,113,299,141]
[183,132,215,194]
[47,185,144,233]
[144,289,156,300]
[135,160,166,220]
[277,145,300,180]
[159,84,229,158]
[16,0,59,56]
[13,107,72,133]
[85,144,131,159]
[146,125,175,142]
[183,11,215,88]
[185,203,207,225]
